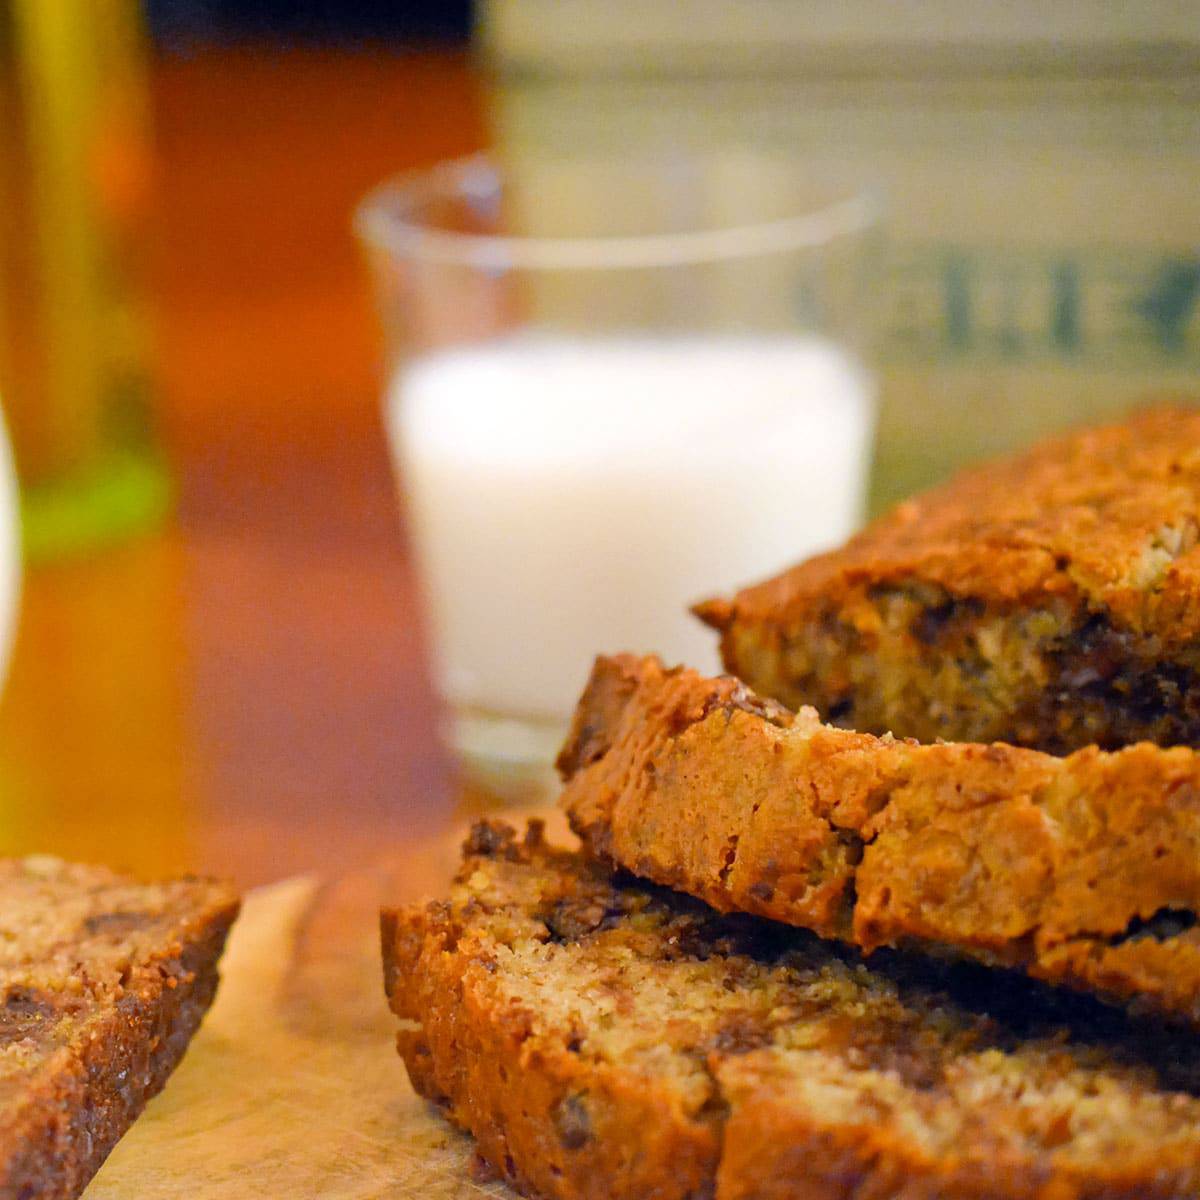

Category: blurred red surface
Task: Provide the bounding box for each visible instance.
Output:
[0,49,488,885]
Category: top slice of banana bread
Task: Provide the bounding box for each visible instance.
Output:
[696,407,1200,753]
[0,857,238,1200]
[558,653,1200,1026]
[384,819,1200,1200]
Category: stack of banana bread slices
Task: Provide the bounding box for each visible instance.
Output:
[385,407,1200,1200]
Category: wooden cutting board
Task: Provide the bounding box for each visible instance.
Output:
[86,809,568,1198]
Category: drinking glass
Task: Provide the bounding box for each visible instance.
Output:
[356,154,881,795]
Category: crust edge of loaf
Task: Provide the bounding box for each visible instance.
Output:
[381,887,722,1200]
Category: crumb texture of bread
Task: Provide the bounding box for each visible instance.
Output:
[700,407,1200,753]
[558,655,1200,1026]
[0,858,239,1200]
[384,820,1200,1200]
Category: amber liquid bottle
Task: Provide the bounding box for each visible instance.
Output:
[0,0,168,560]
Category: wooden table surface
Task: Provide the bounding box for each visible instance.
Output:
[0,48,489,887]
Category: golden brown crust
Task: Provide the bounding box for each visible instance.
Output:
[382,825,720,1200]
[0,862,238,1200]
[558,655,1200,1025]
[383,821,1200,1200]
[701,407,1200,752]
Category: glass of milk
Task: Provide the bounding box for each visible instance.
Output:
[356,154,881,792]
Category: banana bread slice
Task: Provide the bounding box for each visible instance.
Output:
[558,653,1200,1026]
[696,407,1200,754]
[383,819,1200,1200]
[0,857,238,1200]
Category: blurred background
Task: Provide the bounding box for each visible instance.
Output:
[0,1,1197,886]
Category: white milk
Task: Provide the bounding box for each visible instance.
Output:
[388,336,874,726]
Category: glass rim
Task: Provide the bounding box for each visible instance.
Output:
[354,154,883,272]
